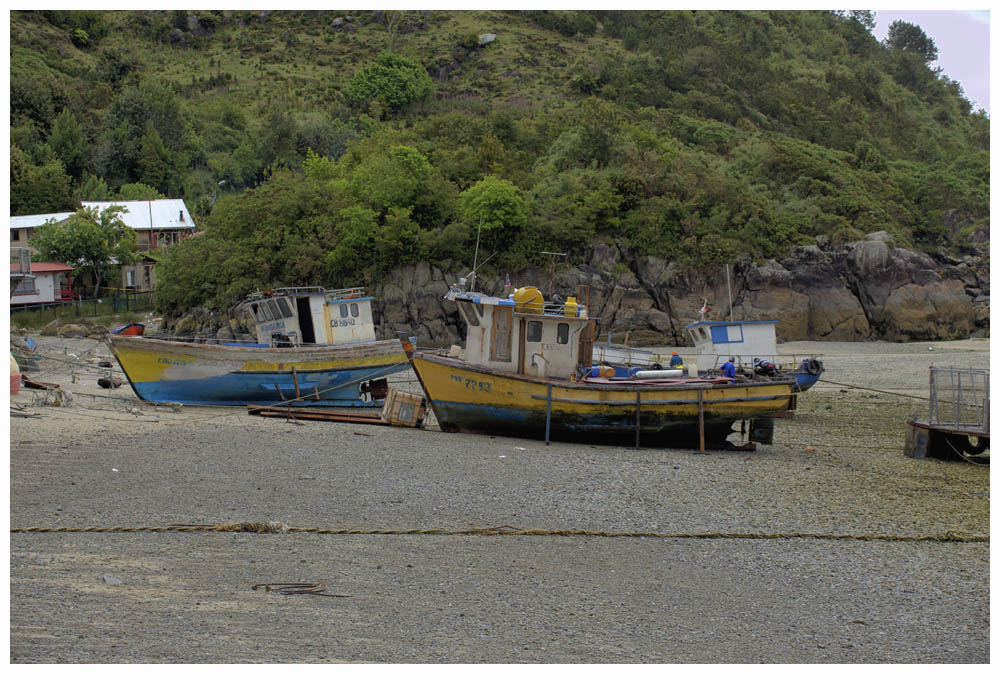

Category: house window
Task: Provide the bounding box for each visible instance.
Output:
[10,230,18,242]
[526,320,543,342]
[126,269,136,288]
[557,323,569,344]
[157,231,179,247]
[14,277,36,295]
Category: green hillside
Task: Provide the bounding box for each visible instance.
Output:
[9,10,989,313]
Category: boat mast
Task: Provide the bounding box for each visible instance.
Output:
[540,251,566,299]
[725,263,734,320]
[470,214,483,292]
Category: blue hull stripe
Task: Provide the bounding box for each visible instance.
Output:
[129,363,408,406]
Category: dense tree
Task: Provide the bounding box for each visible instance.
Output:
[117,183,166,200]
[47,108,90,181]
[30,205,139,296]
[345,51,434,116]
[885,20,938,62]
[10,157,75,215]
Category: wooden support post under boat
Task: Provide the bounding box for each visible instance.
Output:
[698,389,705,454]
[545,383,553,445]
[292,367,301,401]
[635,391,641,449]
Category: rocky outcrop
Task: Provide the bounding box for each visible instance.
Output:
[161,233,988,346]
[372,232,987,346]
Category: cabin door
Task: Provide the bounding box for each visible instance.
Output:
[296,297,316,344]
[490,306,513,362]
[577,322,595,368]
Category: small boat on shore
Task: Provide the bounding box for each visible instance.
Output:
[404,283,796,448]
[108,286,412,407]
[683,320,824,392]
[111,322,145,336]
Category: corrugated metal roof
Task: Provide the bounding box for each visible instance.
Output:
[10,200,196,232]
[9,213,74,230]
[30,262,75,273]
[81,200,196,231]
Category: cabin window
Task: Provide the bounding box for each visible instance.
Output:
[276,298,293,318]
[557,323,569,344]
[458,301,480,327]
[350,303,359,318]
[259,302,274,321]
[251,303,261,320]
[339,304,349,318]
[266,299,282,320]
[526,320,543,342]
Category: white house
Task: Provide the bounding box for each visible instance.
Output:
[9,212,75,252]
[10,261,75,306]
[9,200,197,293]
[82,200,197,291]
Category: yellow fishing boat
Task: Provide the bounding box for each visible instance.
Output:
[404,283,796,448]
[109,287,411,407]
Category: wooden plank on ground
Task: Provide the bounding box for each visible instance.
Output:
[247,406,389,425]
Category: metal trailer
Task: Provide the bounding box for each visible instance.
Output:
[905,366,990,462]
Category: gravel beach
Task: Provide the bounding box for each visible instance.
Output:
[9,335,990,663]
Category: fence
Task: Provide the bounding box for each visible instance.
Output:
[9,289,155,322]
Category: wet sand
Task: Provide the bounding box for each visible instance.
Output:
[8,336,990,663]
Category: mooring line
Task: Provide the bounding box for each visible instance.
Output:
[8,522,987,543]
[813,378,930,401]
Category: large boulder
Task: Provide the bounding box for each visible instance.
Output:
[57,324,90,338]
[841,233,974,339]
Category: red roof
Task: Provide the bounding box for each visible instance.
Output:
[30,262,75,273]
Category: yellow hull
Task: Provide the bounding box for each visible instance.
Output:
[411,353,794,447]
[108,335,410,406]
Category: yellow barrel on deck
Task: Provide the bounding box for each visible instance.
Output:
[564,296,578,316]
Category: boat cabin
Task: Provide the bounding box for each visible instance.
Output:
[245,286,377,346]
[447,285,595,379]
[684,320,779,372]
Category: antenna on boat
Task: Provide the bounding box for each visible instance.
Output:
[470,214,483,292]
[725,263,734,320]
[540,251,566,298]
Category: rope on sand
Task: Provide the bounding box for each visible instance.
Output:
[9,522,988,543]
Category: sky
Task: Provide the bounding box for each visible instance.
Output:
[872,9,991,115]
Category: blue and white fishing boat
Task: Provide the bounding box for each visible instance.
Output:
[108,286,412,407]
[683,320,824,392]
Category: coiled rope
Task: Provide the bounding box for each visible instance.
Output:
[9,522,987,543]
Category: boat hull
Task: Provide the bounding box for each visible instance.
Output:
[410,353,794,447]
[108,335,411,406]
